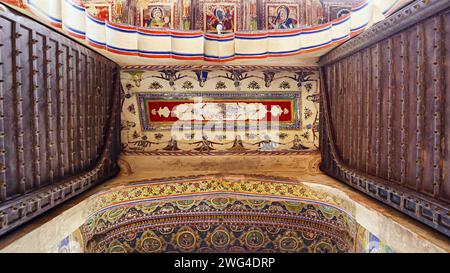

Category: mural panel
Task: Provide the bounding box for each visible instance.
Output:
[120,67,320,154]
[204,2,236,33]
[266,4,299,29]
[141,3,173,28]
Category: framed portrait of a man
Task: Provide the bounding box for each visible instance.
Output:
[141,4,173,28]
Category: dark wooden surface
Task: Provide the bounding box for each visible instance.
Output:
[0,7,121,236]
[320,0,450,236]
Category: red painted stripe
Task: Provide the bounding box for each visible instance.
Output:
[235,32,269,37]
[204,33,235,39]
[300,44,331,53]
[172,55,204,61]
[106,47,138,56]
[138,27,171,34]
[302,23,332,32]
[204,57,236,62]
[50,22,62,28]
[235,55,267,60]
[87,41,106,50]
[331,13,351,24]
[106,20,137,30]
[66,31,85,40]
[171,30,203,36]
[350,28,366,36]
[352,0,368,9]
[268,29,302,35]
[138,53,172,59]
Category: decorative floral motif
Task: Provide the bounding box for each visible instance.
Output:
[127,104,136,114]
[247,80,261,90]
[149,81,163,90]
[304,107,313,119]
[215,81,227,90]
[279,81,291,89]
[182,81,194,89]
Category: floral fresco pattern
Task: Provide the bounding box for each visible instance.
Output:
[120,67,320,154]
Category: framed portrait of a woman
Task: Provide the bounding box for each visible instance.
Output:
[266,4,299,30]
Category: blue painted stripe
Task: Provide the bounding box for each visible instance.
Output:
[235,36,268,40]
[301,26,332,35]
[65,0,85,12]
[204,54,235,59]
[383,0,400,14]
[139,50,172,55]
[332,16,350,26]
[138,32,171,37]
[171,52,204,57]
[27,0,62,23]
[235,52,268,56]
[87,15,105,26]
[63,24,85,35]
[87,37,106,46]
[269,32,302,38]
[351,22,368,32]
[107,24,136,33]
[300,40,331,50]
[352,2,369,12]
[332,34,350,42]
[107,44,138,53]
[268,48,302,54]
[204,37,235,42]
[172,35,203,39]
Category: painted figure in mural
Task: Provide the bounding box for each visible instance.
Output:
[227,135,248,151]
[144,6,171,28]
[113,0,136,25]
[270,5,298,29]
[291,134,309,150]
[191,135,222,152]
[253,135,280,152]
[162,137,181,151]
[205,5,234,33]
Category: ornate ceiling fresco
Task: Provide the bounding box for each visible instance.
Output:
[65,175,395,253]
[80,175,357,253]
[1,0,412,64]
[120,67,320,154]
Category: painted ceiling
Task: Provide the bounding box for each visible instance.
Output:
[120,67,320,155]
[1,0,413,65]
[80,175,358,253]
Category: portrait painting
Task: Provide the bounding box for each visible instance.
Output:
[141,4,173,28]
[204,3,236,33]
[266,4,299,30]
[85,3,112,21]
